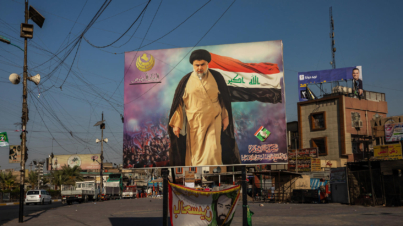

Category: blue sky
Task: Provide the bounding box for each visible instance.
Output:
[1,0,402,170]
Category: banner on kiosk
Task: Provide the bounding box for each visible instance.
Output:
[169,182,240,226]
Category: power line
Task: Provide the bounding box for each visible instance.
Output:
[98,0,164,112]
[124,0,236,105]
[83,0,151,49]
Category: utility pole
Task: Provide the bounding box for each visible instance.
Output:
[19,1,29,222]
[100,112,104,196]
[94,114,107,198]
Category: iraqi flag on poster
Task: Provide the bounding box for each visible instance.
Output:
[209,53,283,103]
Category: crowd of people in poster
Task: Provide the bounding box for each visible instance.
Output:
[123,115,170,168]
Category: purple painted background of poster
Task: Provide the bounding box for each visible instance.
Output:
[123,41,287,168]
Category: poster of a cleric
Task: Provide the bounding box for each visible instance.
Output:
[123,40,287,168]
[168,182,241,226]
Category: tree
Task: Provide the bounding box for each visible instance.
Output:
[0,171,5,190]
[41,176,50,187]
[27,171,38,189]
[50,165,83,190]
[0,171,17,190]
[50,170,68,190]
[62,165,83,182]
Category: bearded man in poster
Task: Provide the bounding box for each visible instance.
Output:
[168,49,241,166]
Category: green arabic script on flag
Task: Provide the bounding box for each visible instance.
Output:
[0,132,10,147]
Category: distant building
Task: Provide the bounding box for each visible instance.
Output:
[297,90,387,167]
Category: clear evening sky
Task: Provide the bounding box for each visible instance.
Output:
[1,0,402,170]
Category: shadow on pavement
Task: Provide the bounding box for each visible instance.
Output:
[109,217,172,226]
[0,202,63,225]
[23,209,49,223]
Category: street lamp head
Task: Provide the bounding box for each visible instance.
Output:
[9,73,21,85]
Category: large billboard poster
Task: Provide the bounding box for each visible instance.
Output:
[123,40,287,168]
[385,123,403,142]
[48,154,101,170]
[298,66,362,102]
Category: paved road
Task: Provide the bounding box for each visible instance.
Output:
[0,202,63,225]
[2,198,403,226]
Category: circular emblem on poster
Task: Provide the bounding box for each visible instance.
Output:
[136,53,155,72]
[67,155,82,168]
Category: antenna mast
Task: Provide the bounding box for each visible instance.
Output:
[330,7,336,69]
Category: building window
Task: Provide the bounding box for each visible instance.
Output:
[310,112,326,131]
[189,167,197,173]
[176,167,183,174]
[311,137,328,156]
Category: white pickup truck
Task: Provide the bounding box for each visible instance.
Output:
[122,185,137,199]
[61,181,99,205]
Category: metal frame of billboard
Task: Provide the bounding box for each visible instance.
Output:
[298,66,362,102]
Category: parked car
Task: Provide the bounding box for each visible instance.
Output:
[25,190,52,205]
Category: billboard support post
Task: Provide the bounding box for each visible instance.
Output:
[170,168,176,183]
[162,168,169,226]
[242,166,247,226]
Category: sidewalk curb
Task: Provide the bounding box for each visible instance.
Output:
[0,199,61,206]
[0,202,19,206]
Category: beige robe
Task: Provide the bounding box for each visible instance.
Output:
[169,71,228,166]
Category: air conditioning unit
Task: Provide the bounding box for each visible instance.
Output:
[352,120,363,128]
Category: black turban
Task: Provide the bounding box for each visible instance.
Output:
[189,49,211,64]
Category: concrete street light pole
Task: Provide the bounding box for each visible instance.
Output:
[100,112,104,197]
[19,1,29,222]
[94,113,106,198]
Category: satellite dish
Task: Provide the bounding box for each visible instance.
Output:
[9,73,21,84]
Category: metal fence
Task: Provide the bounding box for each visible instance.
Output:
[382,173,403,206]
[252,173,299,203]
[348,169,384,206]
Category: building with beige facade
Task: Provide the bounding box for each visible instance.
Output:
[297,90,387,168]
